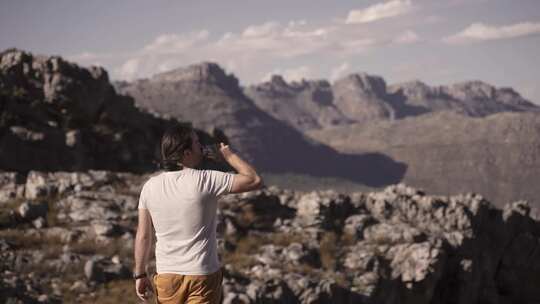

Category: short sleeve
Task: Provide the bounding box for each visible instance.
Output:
[138,182,148,209]
[201,170,235,197]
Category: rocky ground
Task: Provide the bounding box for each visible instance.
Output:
[1,171,540,304]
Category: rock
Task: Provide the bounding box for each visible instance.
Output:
[246,278,297,303]
[91,221,118,237]
[0,172,25,202]
[282,242,321,268]
[0,238,13,251]
[220,191,295,232]
[343,214,377,240]
[18,201,48,221]
[24,171,119,199]
[296,190,354,230]
[58,191,136,223]
[84,256,130,283]
[70,280,89,293]
[32,217,46,229]
[84,258,105,282]
[0,209,16,228]
[363,223,426,244]
[37,294,48,302]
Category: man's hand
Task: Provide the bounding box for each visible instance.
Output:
[218,142,234,161]
[135,277,153,302]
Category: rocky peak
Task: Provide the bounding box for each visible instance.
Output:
[1,48,109,84]
[151,61,239,90]
[389,80,430,94]
[333,73,388,98]
[269,75,289,88]
[444,80,496,101]
[0,48,176,172]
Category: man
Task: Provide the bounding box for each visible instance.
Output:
[134,125,263,303]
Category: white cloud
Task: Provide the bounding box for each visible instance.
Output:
[68,52,100,61]
[346,0,413,24]
[242,21,281,38]
[393,30,420,44]
[444,21,540,44]
[330,62,351,82]
[143,30,210,53]
[116,58,141,80]
[74,14,418,83]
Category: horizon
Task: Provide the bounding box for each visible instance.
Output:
[1,0,539,103]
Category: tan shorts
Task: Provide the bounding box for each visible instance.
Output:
[152,268,223,304]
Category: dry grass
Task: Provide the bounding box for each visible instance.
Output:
[267,231,305,247]
[319,231,339,271]
[66,279,143,304]
[222,234,264,270]
[71,238,134,262]
[0,229,63,250]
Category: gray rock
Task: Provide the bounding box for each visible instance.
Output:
[32,217,46,229]
[0,172,25,202]
[84,255,130,283]
[296,190,353,230]
[91,221,118,237]
[84,258,105,282]
[343,214,377,240]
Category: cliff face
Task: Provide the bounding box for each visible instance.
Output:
[388,80,539,118]
[244,75,352,132]
[0,49,183,172]
[308,110,540,208]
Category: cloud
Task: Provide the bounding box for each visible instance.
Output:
[393,30,420,44]
[107,19,385,82]
[71,12,420,83]
[215,21,337,58]
[330,62,351,82]
[346,0,413,24]
[116,58,141,80]
[143,30,210,53]
[444,21,540,44]
[241,21,281,38]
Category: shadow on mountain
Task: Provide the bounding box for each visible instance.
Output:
[233,108,408,187]
[259,146,407,188]
[387,90,431,119]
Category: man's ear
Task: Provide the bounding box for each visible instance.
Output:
[183,150,191,159]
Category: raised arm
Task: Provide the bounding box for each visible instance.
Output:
[219,143,263,193]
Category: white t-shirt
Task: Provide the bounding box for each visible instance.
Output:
[138,168,235,275]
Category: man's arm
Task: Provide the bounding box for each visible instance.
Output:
[134,208,154,301]
[219,143,263,193]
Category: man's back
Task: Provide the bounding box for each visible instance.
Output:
[134,126,262,303]
[138,168,234,275]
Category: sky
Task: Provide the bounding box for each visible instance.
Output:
[1,0,539,104]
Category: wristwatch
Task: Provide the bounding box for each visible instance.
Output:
[133,273,147,280]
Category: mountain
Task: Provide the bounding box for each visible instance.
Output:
[246,73,539,132]
[117,61,540,207]
[307,110,540,207]
[116,63,406,184]
[0,48,184,172]
[244,75,352,132]
[388,79,539,117]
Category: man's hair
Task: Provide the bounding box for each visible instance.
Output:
[160,124,193,171]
